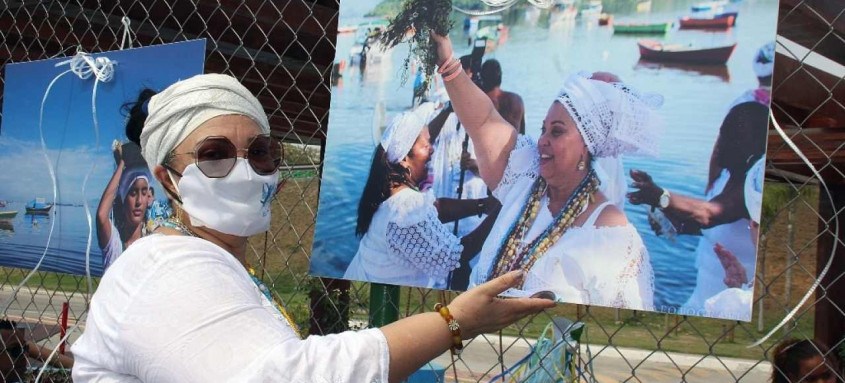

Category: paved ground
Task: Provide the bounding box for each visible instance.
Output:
[4,287,772,382]
[432,334,771,382]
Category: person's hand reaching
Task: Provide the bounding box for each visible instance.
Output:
[447,270,555,339]
[429,32,454,68]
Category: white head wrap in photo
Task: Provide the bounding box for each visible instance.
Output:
[554,73,663,206]
[140,73,270,169]
[118,167,151,203]
[554,73,662,159]
[380,102,437,164]
[744,157,765,223]
[753,42,776,79]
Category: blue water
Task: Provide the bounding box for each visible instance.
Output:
[0,202,104,276]
[311,0,778,311]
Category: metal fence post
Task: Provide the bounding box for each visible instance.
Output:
[369,283,400,327]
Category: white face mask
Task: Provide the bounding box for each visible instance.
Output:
[169,158,277,237]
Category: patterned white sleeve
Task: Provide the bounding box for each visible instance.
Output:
[493,135,539,202]
[385,190,463,280]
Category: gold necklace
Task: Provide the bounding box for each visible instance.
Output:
[490,171,600,287]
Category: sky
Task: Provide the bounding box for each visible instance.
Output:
[0,39,206,204]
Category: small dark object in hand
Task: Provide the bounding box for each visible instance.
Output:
[379,0,453,98]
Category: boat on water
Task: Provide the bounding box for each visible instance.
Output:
[637,39,737,65]
[348,19,390,67]
[0,210,17,219]
[613,22,671,34]
[715,11,738,26]
[468,15,506,52]
[25,198,53,215]
[0,200,6,208]
[679,16,734,30]
[690,0,727,12]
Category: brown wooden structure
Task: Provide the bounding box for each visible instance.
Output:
[770,0,844,354]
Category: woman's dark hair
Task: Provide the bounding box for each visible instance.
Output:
[709,101,769,188]
[772,338,838,383]
[122,88,157,146]
[356,145,413,237]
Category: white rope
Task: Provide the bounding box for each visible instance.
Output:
[119,16,133,50]
[747,112,839,348]
[0,50,117,382]
[452,0,554,15]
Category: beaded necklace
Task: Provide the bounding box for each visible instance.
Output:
[489,170,600,287]
[159,218,302,338]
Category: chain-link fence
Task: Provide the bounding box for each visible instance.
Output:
[0,0,842,382]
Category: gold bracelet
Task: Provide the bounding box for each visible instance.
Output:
[434,303,463,354]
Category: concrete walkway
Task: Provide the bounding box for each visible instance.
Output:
[432,334,771,382]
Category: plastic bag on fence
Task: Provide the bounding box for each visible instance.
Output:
[489,317,584,383]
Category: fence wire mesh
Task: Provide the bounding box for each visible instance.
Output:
[0,0,842,382]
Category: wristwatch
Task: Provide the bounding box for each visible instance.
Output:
[658,188,671,209]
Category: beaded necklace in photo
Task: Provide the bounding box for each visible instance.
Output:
[160,218,302,338]
[489,170,600,287]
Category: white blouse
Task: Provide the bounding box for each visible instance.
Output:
[344,188,463,289]
[73,235,389,382]
[469,136,655,310]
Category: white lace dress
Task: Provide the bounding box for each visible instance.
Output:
[681,169,755,320]
[344,188,463,289]
[469,136,655,310]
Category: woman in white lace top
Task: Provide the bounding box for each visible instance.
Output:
[430,34,657,310]
[345,103,499,289]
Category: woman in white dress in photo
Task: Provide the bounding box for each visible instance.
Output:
[344,104,499,289]
[629,102,769,319]
[431,34,657,310]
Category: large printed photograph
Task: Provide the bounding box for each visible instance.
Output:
[310,0,778,321]
[0,40,205,277]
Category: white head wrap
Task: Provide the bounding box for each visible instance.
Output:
[140,74,270,169]
[554,72,662,159]
[117,167,151,203]
[744,157,765,223]
[554,72,662,207]
[753,42,776,79]
[380,102,437,163]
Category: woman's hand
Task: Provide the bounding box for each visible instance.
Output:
[714,243,748,288]
[628,169,663,207]
[448,271,555,339]
[429,31,454,68]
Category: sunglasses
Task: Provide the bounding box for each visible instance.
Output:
[170,135,283,178]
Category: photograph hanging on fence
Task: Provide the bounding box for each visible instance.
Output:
[0,39,206,277]
[309,0,778,321]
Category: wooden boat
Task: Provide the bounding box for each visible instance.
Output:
[0,211,17,219]
[690,0,727,12]
[715,11,738,26]
[613,22,671,34]
[598,14,613,26]
[679,16,734,30]
[637,39,737,64]
[25,198,53,215]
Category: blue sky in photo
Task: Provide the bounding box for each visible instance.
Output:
[0,39,206,203]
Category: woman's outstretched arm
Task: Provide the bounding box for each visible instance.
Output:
[96,147,124,249]
[431,33,518,190]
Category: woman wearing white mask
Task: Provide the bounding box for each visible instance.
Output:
[71,74,554,383]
